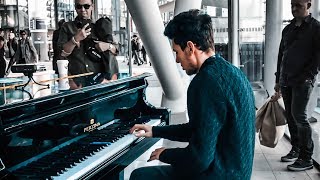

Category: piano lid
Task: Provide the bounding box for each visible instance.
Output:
[0,71,172,180]
[0,72,152,135]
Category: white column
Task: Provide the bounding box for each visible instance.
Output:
[125,0,185,113]
[264,0,282,95]
[311,0,319,20]
[228,0,240,67]
[112,0,121,32]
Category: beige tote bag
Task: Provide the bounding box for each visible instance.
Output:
[255,98,287,148]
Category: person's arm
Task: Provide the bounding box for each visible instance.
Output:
[94,41,118,55]
[13,40,18,51]
[152,123,191,142]
[129,122,191,142]
[271,31,285,101]
[28,39,39,62]
[6,44,20,72]
[60,23,91,57]
[275,37,284,88]
[159,77,227,174]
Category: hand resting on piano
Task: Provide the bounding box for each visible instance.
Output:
[129,124,166,162]
[129,124,152,138]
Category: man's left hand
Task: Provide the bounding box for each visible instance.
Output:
[94,41,116,54]
[148,147,166,162]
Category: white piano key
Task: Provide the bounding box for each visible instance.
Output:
[53,119,161,180]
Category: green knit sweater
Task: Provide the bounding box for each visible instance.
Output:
[153,55,256,179]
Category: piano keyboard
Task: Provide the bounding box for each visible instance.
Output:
[12,118,162,179]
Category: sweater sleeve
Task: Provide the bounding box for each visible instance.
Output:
[159,74,227,175]
[152,123,191,142]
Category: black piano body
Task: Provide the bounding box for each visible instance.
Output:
[0,73,170,179]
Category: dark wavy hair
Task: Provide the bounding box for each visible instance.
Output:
[164,9,214,51]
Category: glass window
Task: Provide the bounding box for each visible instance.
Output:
[239,0,265,82]
[203,5,229,60]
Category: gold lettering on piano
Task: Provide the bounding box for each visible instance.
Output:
[84,122,101,132]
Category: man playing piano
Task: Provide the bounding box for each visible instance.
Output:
[129,9,256,180]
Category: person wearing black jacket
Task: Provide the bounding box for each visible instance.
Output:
[5,31,17,74]
[58,0,117,76]
[52,19,65,74]
[131,35,143,65]
[7,31,17,60]
[272,0,320,171]
[0,36,6,78]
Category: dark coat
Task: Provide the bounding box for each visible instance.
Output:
[7,38,18,59]
[95,17,119,80]
[14,38,38,64]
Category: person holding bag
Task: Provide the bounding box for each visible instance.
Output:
[272,0,320,171]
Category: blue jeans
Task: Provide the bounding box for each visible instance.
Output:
[129,165,175,180]
[281,80,314,160]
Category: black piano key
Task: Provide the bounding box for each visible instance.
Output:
[12,119,148,180]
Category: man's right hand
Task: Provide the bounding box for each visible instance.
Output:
[129,124,153,138]
[271,83,281,101]
[74,23,91,42]
[274,83,280,92]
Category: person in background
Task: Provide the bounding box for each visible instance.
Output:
[58,0,117,76]
[94,17,119,81]
[52,19,66,74]
[271,0,320,171]
[7,30,18,63]
[131,35,143,65]
[141,44,147,64]
[0,36,6,78]
[0,28,4,37]
[7,30,38,71]
[129,9,256,180]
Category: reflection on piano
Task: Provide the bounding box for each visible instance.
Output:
[0,73,170,179]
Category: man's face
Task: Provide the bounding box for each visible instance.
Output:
[291,0,310,18]
[75,0,93,19]
[9,33,15,39]
[20,33,27,40]
[172,41,198,75]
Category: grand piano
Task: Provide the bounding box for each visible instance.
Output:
[0,72,170,179]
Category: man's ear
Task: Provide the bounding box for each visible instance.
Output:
[307,3,311,9]
[186,41,195,55]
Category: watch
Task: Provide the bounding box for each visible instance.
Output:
[71,36,80,47]
[109,44,114,51]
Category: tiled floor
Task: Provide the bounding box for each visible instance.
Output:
[253,135,320,180]
[123,68,320,180]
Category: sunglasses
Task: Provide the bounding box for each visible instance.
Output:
[75,4,92,9]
